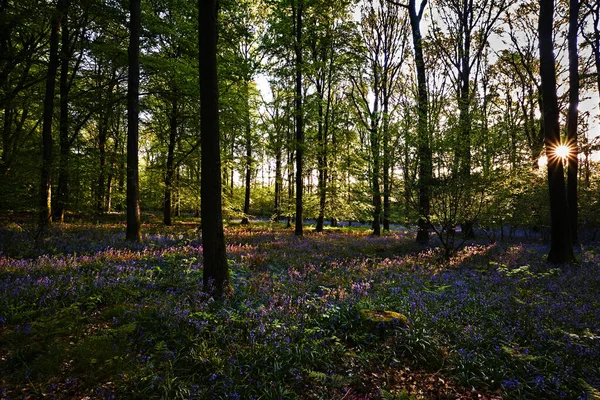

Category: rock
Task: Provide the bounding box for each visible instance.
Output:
[359,309,410,327]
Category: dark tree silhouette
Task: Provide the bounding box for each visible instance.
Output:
[294,0,304,236]
[199,0,230,297]
[54,0,69,223]
[163,98,178,226]
[389,0,431,244]
[39,0,66,231]
[126,0,141,242]
[567,0,579,243]
[538,0,575,263]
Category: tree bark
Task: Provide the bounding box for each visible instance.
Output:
[39,0,65,231]
[370,62,382,237]
[294,0,304,236]
[583,0,600,107]
[539,0,575,263]
[315,80,326,232]
[274,135,282,222]
[126,0,141,242]
[97,111,109,213]
[164,98,178,226]
[567,0,579,243]
[199,0,230,297]
[241,81,252,225]
[287,118,294,229]
[55,0,69,223]
[408,0,431,245]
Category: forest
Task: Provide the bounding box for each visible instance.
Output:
[1,0,600,398]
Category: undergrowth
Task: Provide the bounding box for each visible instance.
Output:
[0,219,598,399]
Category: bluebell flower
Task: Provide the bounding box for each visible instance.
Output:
[503,377,520,390]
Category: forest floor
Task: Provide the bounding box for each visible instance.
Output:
[0,215,599,399]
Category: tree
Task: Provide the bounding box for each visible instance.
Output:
[54,0,71,223]
[566,0,579,243]
[39,0,66,232]
[350,1,385,236]
[263,81,293,223]
[142,0,200,226]
[379,5,407,232]
[219,0,265,225]
[303,0,353,232]
[389,0,432,244]
[581,0,599,109]
[294,0,304,236]
[501,1,563,168]
[431,0,512,178]
[126,0,141,242]
[538,0,575,263]
[199,0,230,296]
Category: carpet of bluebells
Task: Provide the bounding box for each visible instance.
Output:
[0,218,599,399]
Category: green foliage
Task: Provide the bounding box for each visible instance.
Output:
[2,222,600,398]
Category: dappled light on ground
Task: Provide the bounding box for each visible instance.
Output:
[0,221,599,398]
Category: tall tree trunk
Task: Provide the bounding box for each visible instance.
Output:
[106,130,121,213]
[287,120,294,229]
[39,0,65,232]
[370,65,382,237]
[164,98,178,226]
[199,0,229,297]
[539,0,575,264]
[274,143,282,222]
[585,1,600,108]
[126,0,141,242]
[55,0,69,223]
[175,166,181,217]
[330,111,338,228]
[457,4,474,238]
[241,81,252,225]
[407,0,431,245]
[457,28,471,177]
[567,0,579,243]
[294,0,304,236]
[1,105,12,174]
[97,114,108,213]
[382,94,391,232]
[316,82,326,232]
[317,51,334,233]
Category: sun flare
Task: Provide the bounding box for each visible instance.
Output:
[554,144,570,159]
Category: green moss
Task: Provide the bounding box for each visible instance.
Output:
[359,309,410,327]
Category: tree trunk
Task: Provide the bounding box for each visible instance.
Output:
[106,131,121,213]
[199,0,229,297]
[39,0,65,232]
[126,0,141,242]
[567,0,579,243]
[539,0,575,264]
[408,0,431,245]
[287,121,294,229]
[241,81,252,225]
[97,114,108,213]
[316,82,326,232]
[330,105,338,228]
[370,65,382,237]
[382,95,391,232]
[164,98,178,226]
[457,36,471,178]
[175,166,181,217]
[294,0,304,236]
[55,0,69,223]
[586,1,600,108]
[274,144,282,222]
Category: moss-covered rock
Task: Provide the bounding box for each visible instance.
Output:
[359,309,410,327]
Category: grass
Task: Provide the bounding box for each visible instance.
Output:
[0,216,599,399]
